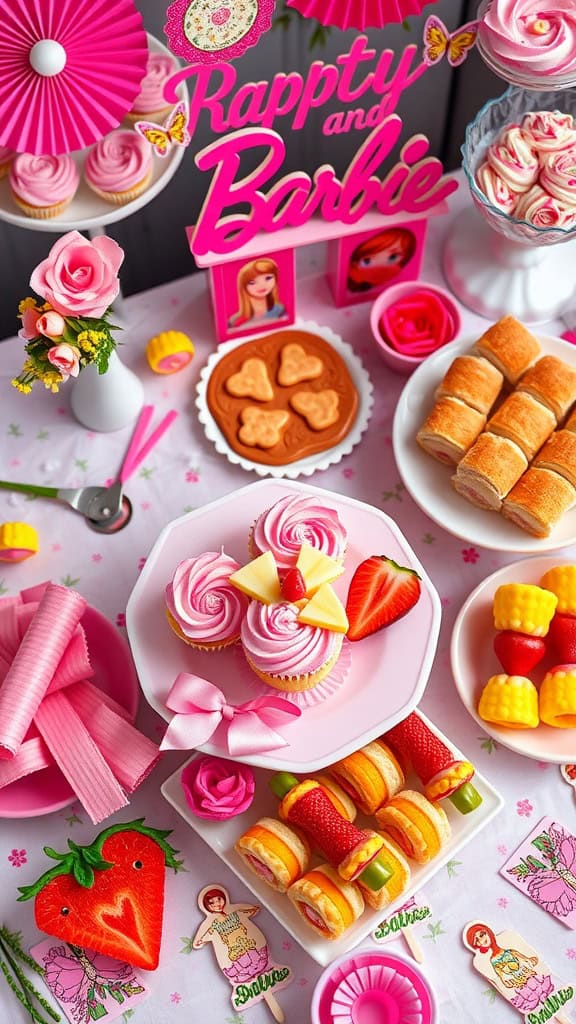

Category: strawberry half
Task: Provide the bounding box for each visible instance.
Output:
[547,613,576,663]
[281,567,307,603]
[493,631,546,676]
[345,555,421,642]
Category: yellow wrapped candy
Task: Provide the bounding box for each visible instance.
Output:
[478,674,539,729]
[540,667,576,728]
[146,331,194,374]
[0,522,39,562]
[493,583,557,637]
[539,565,576,616]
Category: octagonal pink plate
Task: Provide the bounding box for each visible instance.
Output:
[126,480,441,771]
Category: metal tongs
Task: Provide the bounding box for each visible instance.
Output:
[0,405,177,533]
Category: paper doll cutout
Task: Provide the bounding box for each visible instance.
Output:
[192,884,291,1021]
[462,921,574,1023]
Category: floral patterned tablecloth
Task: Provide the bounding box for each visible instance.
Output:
[0,180,575,1024]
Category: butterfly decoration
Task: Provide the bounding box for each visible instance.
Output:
[135,101,191,158]
[423,15,478,68]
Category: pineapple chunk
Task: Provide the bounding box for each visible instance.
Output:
[229,551,281,604]
[298,583,349,633]
[296,541,344,595]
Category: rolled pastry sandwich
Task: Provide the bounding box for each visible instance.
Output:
[517,355,576,424]
[452,432,528,511]
[486,390,556,461]
[435,354,503,414]
[502,466,576,537]
[533,429,576,489]
[287,863,365,939]
[474,315,541,386]
[417,396,486,465]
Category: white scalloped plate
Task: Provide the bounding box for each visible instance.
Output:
[195,320,374,479]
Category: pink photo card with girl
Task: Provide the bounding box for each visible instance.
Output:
[209,248,296,344]
[327,218,427,307]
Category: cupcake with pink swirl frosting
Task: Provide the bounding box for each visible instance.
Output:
[166,550,250,650]
[10,153,79,219]
[127,53,177,124]
[84,130,152,206]
[241,601,343,692]
[477,0,576,87]
[249,495,347,570]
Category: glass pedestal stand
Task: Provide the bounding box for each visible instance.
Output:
[444,205,576,323]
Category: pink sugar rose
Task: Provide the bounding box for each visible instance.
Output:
[36,311,65,339]
[18,305,41,341]
[380,288,457,357]
[181,754,255,821]
[47,343,81,381]
[30,230,124,319]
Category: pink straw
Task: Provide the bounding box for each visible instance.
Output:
[0,583,86,760]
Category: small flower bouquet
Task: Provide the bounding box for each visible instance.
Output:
[12,230,124,395]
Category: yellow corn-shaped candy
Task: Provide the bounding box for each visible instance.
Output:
[478,674,539,729]
[493,583,557,637]
[539,565,576,616]
[540,667,576,728]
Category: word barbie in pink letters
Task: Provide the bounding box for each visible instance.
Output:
[163,36,459,259]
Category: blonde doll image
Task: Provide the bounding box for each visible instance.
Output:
[228,258,286,329]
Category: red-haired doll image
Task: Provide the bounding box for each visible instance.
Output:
[347,227,416,293]
[463,921,556,1013]
[193,885,269,981]
[228,258,286,329]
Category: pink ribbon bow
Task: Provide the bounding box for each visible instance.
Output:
[160,673,301,757]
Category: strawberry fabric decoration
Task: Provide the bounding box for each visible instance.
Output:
[345,555,421,642]
[18,819,179,970]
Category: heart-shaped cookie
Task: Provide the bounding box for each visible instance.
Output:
[239,407,291,449]
[290,390,340,431]
[278,344,323,387]
[226,358,274,401]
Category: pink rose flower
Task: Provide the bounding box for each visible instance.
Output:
[36,311,66,339]
[47,343,81,381]
[18,305,41,341]
[380,288,458,357]
[181,755,255,821]
[30,230,124,319]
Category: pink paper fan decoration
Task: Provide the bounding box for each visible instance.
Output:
[0,0,148,155]
[286,0,439,31]
[164,0,276,64]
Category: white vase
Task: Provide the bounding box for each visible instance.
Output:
[69,350,144,432]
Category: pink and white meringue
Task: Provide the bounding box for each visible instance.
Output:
[478,0,576,83]
[515,183,576,229]
[539,146,576,204]
[522,110,576,152]
[476,161,519,214]
[487,126,539,192]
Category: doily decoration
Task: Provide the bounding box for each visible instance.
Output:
[164,0,276,64]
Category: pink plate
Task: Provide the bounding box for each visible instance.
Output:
[451,555,576,764]
[126,479,441,771]
[0,605,139,818]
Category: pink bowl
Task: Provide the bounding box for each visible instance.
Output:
[370,281,461,374]
[311,948,436,1024]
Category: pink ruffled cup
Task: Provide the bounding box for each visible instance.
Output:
[370,282,461,374]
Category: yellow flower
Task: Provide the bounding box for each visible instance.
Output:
[77,329,107,356]
[38,369,63,393]
[18,297,41,315]
[11,378,32,394]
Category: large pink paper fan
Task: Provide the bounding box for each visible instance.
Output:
[0,0,149,155]
[286,0,439,31]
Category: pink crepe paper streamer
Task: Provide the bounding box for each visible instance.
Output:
[0,736,52,788]
[35,691,128,824]
[65,682,161,793]
[0,603,92,691]
[0,583,86,760]
[0,593,23,610]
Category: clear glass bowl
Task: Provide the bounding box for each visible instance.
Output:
[462,86,576,247]
[476,0,576,91]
